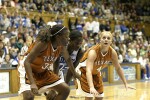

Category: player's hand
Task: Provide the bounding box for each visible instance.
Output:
[73,72,81,80]
[90,87,99,96]
[30,83,41,96]
[125,84,136,91]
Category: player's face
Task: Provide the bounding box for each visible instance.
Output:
[72,37,83,48]
[59,30,70,46]
[100,33,112,46]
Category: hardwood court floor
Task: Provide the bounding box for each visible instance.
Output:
[0,81,150,100]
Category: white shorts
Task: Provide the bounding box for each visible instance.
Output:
[18,57,31,94]
[58,70,65,81]
[18,83,31,94]
[38,78,64,93]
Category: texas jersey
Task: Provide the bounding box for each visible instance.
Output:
[26,42,63,73]
[80,44,112,74]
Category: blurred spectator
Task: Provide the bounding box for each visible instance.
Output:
[91,17,99,43]
[0,0,1,6]
[76,18,84,33]
[100,20,106,32]
[20,36,33,55]
[1,54,11,67]
[47,17,57,27]
[0,40,5,66]
[146,61,150,79]
[38,17,45,28]
[114,20,121,33]
[132,55,148,79]
[84,17,93,38]
[117,50,124,63]
[68,17,77,31]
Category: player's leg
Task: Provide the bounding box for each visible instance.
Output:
[85,97,93,100]
[22,90,34,100]
[65,69,73,84]
[50,82,70,100]
[44,70,67,100]
[94,97,103,100]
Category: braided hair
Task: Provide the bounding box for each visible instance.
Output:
[36,25,67,42]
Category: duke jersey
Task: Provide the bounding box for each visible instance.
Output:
[59,49,80,71]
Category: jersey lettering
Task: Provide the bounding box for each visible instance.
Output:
[42,63,52,70]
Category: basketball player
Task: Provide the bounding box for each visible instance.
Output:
[45,30,84,100]
[59,30,84,84]
[24,25,80,100]
[18,36,34,100]
[75,31,135,100]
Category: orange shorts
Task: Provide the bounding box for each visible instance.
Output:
[26,70,62,89]
[77,68,104,95]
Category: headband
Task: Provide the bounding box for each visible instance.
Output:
[50,26,65,37]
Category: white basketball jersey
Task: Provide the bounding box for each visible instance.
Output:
[59,49,79,70]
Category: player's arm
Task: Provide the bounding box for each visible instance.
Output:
[86,50,99,95]
[74,49,85,68]
[61,46,80,79]
[24,42,47,84]
[111,49,127,86]
[53,57,60,75]
[65,49,84,83]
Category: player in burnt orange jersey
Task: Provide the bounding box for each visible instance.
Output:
[45,30,85,100]
[75,31,135,100]
[24,25,80,100]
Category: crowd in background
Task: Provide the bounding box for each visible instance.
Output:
[0,0,150,80]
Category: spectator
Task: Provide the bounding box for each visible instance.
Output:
[132,55,148,79]
[68,17,77,31]
[0,40,5,66]
[1,54,11,67]
[47,17,57,27]
[84,17,93,38]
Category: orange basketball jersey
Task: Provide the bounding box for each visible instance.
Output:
[25,42,63,88]
[77,44,113,95]
[26,42,63,73]
[80,44,113,74]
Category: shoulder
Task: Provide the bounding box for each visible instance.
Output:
[109,47,118,58]
[32,41,48,52]
[88,49,97,57]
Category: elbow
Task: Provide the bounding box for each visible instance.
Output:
[24,59,30,69]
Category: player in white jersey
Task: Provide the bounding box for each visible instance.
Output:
[18,55,34,100]
[45,30,85,100]
[58,46,82,82]
[17,36,34,100]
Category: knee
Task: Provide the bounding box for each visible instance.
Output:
[95,97,103,100]
[23,95,34,100]
[60,84,70,96]
[22,90,34,100]
[65,85,70,95]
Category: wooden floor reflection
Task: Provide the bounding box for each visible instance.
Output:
[0,81,150,100]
